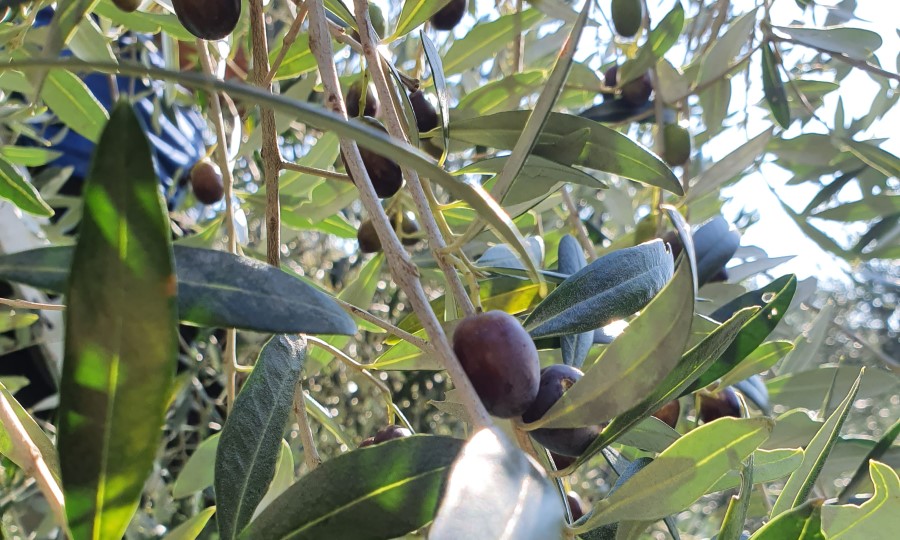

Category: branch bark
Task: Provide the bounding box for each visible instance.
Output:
[306,0,492,430]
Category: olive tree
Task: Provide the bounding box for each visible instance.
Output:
[0,0,897,539]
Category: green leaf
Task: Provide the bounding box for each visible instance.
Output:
[323,0,356,28]
[762,42,791,129]
[173,434,220,498]
[750,499,824,540]
[0,157,54,217]
[456,70,546,115]
[165,507,216,540]
[252,441,294,519]
[557,235,592,368]
[0,246,356,335]
[696,8,759,87]
[58,101,177,540]
[451,111,682,194]
[93,0,196,40]
[717,453,753,540]
[69,17,117,64]
[574,417,773,531]
[42,69,109,143]
[709,448,803,493]
[268,34,322,81]
[771,370,863,517]
[838,418,900,502]
[525,249,692,429]
[822,461,900,539]
[421,31,450,160]
[486,0,592,205]
[718,340,794,389]
[524,240,674,339]
[618,3,685,85]
[0,311,39,333]
[241,435,464,540]
[574,307,759,466]
[442,10,544,75]
[430,428,565,540]
[0,146,62,167]
[215,335,307,540]
[42,0,100,71]
[840,139,900,179]
[391,0,453,40]
[0,382,62,486]
[771,25,882,60]
[766,366,898,410]
[812,195,900,221]
[684,275,797,393]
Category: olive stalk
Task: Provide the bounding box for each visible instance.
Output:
[305,0,493,430]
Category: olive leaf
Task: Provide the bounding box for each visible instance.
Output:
[556,235,593,368]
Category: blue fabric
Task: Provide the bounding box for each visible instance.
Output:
[28,8,206,207]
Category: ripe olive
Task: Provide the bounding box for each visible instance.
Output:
[452,310,540,418]
[651,399,680,429]
[611,0,642,38]
[662,124,692,166]
[431,0,467,31]
[601,65,619,101]
[410,90,439,134]
[522,365,600,457]
[699,387,741,423]
[567,491,586,522]
[550,452,576,470]
[359,436,376,448]
[341,117,403,198]
[622,72,652,107]
[373,424,412,444]
[190,160,225,204]
[112,0,141,12]
[398,213,421,247]
[172,0,240,41]
[346,79,378,118]
[357,220,381,253]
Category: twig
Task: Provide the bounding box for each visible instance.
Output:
[0,297,64,311]
[306,0,492,430]
[306,336,400,426]
[560,186,597,260]
[197,41,239,411]
[280,160,351,182]
[0,391,67,531]
[250,0,284,267]
[291,380,321,470]
[350,2,476,318]
[264,1,309,87]
[333,297,431,351]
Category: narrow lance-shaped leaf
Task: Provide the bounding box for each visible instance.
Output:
[524,240,674,339]
[570,306,759,469]
[0,157,54,217]
[762,42,791,129]
[420,30,450,162]
[165,507,217,540]
[429,428,565,540]
[751,500,826,539]
[573,417,773,532]
[58,101,178,540]
[771,369,863,517]
[837,417,900,502]
[717,452,754,540]
[0,245,356,336]
[391,0,452,40]
[556,235,592,368]
[241,436,464,540]
[215,335,307,540]
[525,249,694,429]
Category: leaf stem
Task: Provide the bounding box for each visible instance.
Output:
[291,380,322,470]
[279,160,351,182]
[264,1,309,87]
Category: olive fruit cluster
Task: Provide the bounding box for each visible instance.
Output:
[172,0,240,41]
[190,160,225,205]
[452,311,600,458]
[359,424,412,447]
[357,212,420,253]
[431,0,467,31]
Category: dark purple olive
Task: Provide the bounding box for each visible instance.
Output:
[172,0,240,41]
[602,65,619,101]
[346,80,378,118]
[373,424,412,444]
[431,0,466,31]
[699,387,741,422]
[651,399,680,429]
[567,491,586,521]
[622,72,652,106]
[341,117,403,198]
[522,365,600,457]
[410,90,439,134]
[190,160,224,204]
[452,311,540,418]
[551,452,576,470]
[359,436,376,448]
[357,220,381,253]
